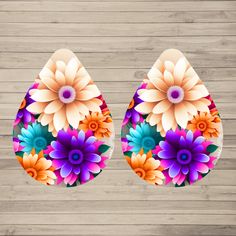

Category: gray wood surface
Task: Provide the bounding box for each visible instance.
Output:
[0,0,236,235]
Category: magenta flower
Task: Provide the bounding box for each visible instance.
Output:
[156,129,216,186]
[49,128,108,186]
[14,84,37,126]
[122,83,146,126]
[13,137,23,152]
[121,137,132,152]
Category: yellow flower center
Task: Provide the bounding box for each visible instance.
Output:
[134,168,146,179]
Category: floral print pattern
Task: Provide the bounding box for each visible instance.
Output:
[126,149,165,185]
[79,112,113,139]
[135,57,210,136]
[121,49,223,187]
[17,149,56,185]
[48,128,109,185]
[27,56,102,136]
[13,49,114,187]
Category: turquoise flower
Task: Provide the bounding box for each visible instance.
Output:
[126,122,163,154]
[18,122,54,153]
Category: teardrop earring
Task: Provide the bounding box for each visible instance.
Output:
[121,49,223,187]
[13,49,115,187]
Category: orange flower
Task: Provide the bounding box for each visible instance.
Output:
[126,149,164,185]
[17,149,56,185]
[187,112,221,138]
[79,112,113,138]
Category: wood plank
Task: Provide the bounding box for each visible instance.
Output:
[1,11,236,23]
[0,1,235,12]
[1,0,235,2]
[1,36,236,52]
[0,213,236,225]
[0,52,236,68]
[0,68,235,82]
[0,200,235,214]
[0,185,235,201]
[0,169,235,186]
[0,1,235,234]
[1,23,235,37]
[2,0,235,1]
[0,224,236,236]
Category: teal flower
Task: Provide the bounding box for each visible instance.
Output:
[126,122,163,154]
[18,122,54,153]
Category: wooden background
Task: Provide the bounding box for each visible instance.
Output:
[0,0,236,235]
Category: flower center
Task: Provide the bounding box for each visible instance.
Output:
[167,86,184,104]
[33,137,47,150]
[20,98,26,109]
[69,149,84,165]
[128,99,135,109]
[141,137,156,151]
[58,86,76,104]
[197,121,207,131]
[177,149,192,165]
[26,168,37,178]
[134,168,146,178]
[88,121,99,131]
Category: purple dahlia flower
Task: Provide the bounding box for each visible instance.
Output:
[122,83,146,126]
[49,128,108,186]
[15,83,37,126]
[157,129,215,186]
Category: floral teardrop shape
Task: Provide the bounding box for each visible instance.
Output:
[121,49,223,187]
[13,49,115,187]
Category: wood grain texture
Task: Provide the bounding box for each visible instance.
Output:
[0,0,236,235]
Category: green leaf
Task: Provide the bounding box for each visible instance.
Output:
[202,170,211,178]
[124,151,132,158]
[93,170,102,178]
[142,114,148,120]
[121,129,126,137]
[67,181,77,187]
[98,144,110,154]
[126,122,133,129]
[175,182,185,188]
[207,144,218,153]
[15,151,24,157]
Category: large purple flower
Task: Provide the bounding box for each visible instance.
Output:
[15,83,37,125]
[122,83,146,126]
[49,128,108,186]
[157,129,215,186]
